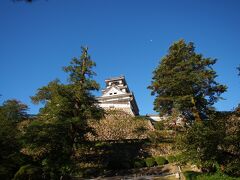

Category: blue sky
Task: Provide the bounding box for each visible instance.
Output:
[0,0,240,115]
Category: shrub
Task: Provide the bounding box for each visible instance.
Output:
[184,165,238,180]
[154,121,165,130]
[148,131,163,144]
[224,160,240,177]
[199,173,238,180]
[145,157,156,167]
[167,155,177,163]
[86,112,152,141]
[133,159,146,168]
[13,164,42,180]
[184,171,201,180]
[155,156,168,166]
[83,168,99,177]
[107,159,131,170]
[167,154,185,163]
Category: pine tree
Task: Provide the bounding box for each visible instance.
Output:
[0,100,28,180]
[22,47,103,179]
[148,40,227,121]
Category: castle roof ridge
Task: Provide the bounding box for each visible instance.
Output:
[105,75,125,81]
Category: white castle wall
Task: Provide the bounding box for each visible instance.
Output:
[102,86,125,97]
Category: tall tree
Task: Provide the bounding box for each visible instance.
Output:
[1,100,28,123]
[21,47,103,179]
[178,110,240,176]
[148,40,227,121]
[0,100,28,180]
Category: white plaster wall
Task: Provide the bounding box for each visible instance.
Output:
[102,87,125,97]
[99,103,130,109]
[148,115,167,121]
[100,97,131,103]
[149,116,162,121]
[99,102,135,116]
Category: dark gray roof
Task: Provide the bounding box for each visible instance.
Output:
[97,93,133,100]
[105,76,125,82]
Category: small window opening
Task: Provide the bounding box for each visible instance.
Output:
[114,92,117,94]
[109,93,112,95]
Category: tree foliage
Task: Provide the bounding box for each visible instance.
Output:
[178,119,224,170]
[1,100,28,123]
[176,65,240,176]
[86,110,152,141]
[178,110,240,176]
[148,40,227,121]
[22,47,103,179]
[0,100,28,180]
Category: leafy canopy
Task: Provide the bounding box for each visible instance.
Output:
[0,100,28,180]
[148,40,227,121]
[31,47,102,120]
[1,100,28,123]
[22,47,103,179]
[178,110,240,176]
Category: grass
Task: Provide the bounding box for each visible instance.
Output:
[184,171,240,180]
[183,171,201,180]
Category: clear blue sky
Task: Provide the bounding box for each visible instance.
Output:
[0,0,240,115]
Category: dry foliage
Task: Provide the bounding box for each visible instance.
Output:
[85,110,154,141]
[225,112,240,156]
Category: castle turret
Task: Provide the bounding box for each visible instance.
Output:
[97,76,139,116]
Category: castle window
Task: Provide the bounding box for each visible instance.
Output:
[110,93,112,95]
[113,81,119,85]
[114,92,117,94]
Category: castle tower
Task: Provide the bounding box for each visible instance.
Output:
[97,76,139,116]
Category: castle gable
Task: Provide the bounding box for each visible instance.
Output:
[102,86,125,97]
[97,76,139,116]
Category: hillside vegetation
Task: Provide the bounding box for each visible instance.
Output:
[1,41,240,179]
[86,110,154,141]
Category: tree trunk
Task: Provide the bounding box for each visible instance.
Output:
[191,97,202,122]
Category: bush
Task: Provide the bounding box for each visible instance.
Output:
[184,171,239,180]
[167,154,185,163]
[184,166,239,180]
[154,121,165,130]
[148,131,163,144]
[224,159,240,177]
[107,159,132,170]
[145,157,156,167]
[13,164,42,180]
[83,168,99,177]
[155,156,168,166]
[86,112,152,141]
[167,155,177,163]
[133,159,146,168]
[184,171,201,180]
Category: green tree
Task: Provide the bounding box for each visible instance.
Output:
[22,47,103,179]
[222,107,240,176]
[178,119,224,171]
[1,100,28,123]
[0,100,28,180]
[148,40,227,121]
[178,111,240,176]
[219,67,240,176]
